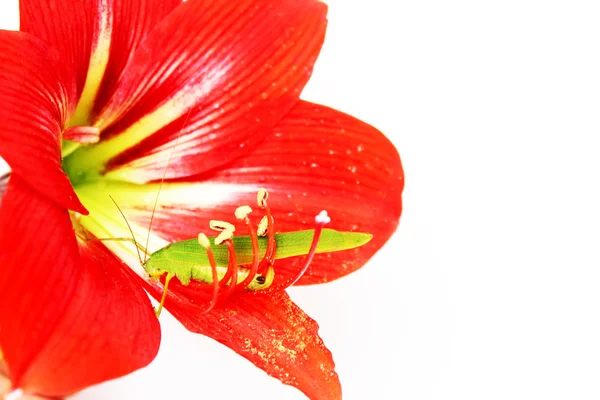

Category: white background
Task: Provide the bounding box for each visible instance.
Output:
[2,0,600,399]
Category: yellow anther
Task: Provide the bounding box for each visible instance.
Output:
[235,205,253,220]
[257,188,269,207]
[197,232,211,249]
[215,229,234,245]
[257,215,268,237]
[209,220,235,232]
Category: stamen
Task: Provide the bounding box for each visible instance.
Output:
[219,265,233,289]
[218,240,238,299]
[236,214,260,291]
[198,233,219,313]
[209,220,235,232]
[215,229,234,245]
[257,200,276,274]
[257,188,269,207]
[235,205,253,220]
[284,210,331,288]
[197,232,211,248]
[257,215,268,237]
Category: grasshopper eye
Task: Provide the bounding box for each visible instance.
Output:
[249,264,275,290]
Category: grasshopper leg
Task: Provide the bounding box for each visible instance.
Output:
[155,273,173,318]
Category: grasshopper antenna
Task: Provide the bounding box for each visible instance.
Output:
[143,109,192,265]
[109,195,146,268]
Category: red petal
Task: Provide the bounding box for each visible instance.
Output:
[1,363,60,400]
[0,173,7,201]
[0,177,82,388]
[67,0,328,181]
[19,240,161,396]
[91,0,183,115]
[20,0,94,99]
[149,283,341,400]
[0,178,160,397]
[20,0,181,123]
[0,31,85,213]
[124,101,404,284]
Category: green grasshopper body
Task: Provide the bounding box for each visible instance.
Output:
[144,228,372,288]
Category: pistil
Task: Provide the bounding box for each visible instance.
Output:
[287,210,331,287]
[218,240,238,300]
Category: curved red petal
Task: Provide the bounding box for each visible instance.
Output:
[67,0,328,181]
[0,177,83,387]
[19,240,161,397]
[91,0,182,116]
[0,178,160,396]
[0,31,85,213]
[144,279,341,400]
[1,363,60,400]
[20,0,180,124]
[123,101,404,284]
[19,0,95,100]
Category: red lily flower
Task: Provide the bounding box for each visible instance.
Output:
[0,0,403,399]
